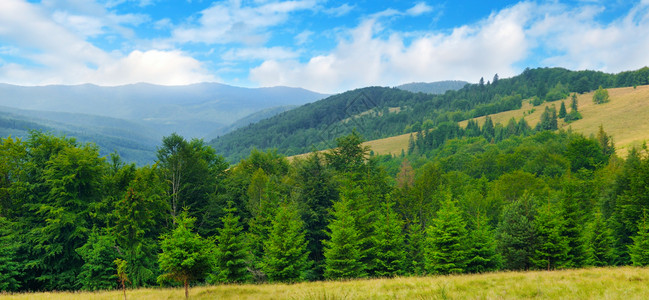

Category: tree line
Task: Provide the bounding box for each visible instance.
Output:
[2,121,649,292]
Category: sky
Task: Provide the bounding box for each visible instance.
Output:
[1,0,648,94]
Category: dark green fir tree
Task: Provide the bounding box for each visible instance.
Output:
[261,202,311,282]
[629,212,649,266]
[465,213,501,273]
[368,198,406,277]
[532,200,569,270]
[212,202,250,283]
[406,218,426,276]
[584,210,616,266]
[425,195,468,274]
[323,194,365,279]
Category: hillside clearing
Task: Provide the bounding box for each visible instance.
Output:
[364,85,649,157]
[2,267,649,299]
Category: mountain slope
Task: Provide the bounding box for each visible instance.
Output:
[0,83,327,139]
[0,106,159,164]
[212,67,649,163]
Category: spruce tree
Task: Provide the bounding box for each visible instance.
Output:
[406,218,426,276]
[584,211,616,266]
[560,188,586,268]
[629,212,649,266]
[76,227,122,291]
[559,101,567,118]
[212,202,250,283]
[158,211,214,299]
[323,195,364,279]
[369,198,406,277]
[532,200,569,270]
[261,202,311,282]
[570,93,578,111]
[497,196,536,270]
[0,217,21,291]
[465,213,501,273]
[425,196,468,274]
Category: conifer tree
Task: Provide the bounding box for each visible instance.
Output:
[76,227,121,290]
[323,195,364,279]
[158,211,214,299]
[0,217,21,292]
[212,202,250,283]
[465,213,501,273]
[532,200,569,270]
[584,211,616,266]
[368,198,406,277]
[425,195,468,274]
[497,196,536,270]
[570,93,578,111]
[560,187,586,268]
[406,218,426,276]
[482,116,495,141]
[261,202,311,282]
[629,212,649,266]
[559,101,567,118]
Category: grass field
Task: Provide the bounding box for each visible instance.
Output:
[362,85,649,157]
[3,267,649,299]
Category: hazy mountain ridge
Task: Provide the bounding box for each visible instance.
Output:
[0,82,327,138]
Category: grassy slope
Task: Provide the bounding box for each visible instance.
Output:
[3,267,649,299]
[364,85,649,157]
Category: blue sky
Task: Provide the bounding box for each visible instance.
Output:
[1,0,648,93]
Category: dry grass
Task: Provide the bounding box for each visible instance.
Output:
[4,267,649,300]
[361,85,649,157]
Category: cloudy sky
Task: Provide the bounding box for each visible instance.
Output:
[1,0,648,93]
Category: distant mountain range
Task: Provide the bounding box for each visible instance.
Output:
[0,83,327,164]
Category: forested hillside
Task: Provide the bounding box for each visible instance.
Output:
[211,67,649,163]
[396,80,468,94]
[3,122,649,293]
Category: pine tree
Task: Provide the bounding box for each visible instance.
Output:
[212,202,250,283]
[570,93,578,111]
[323,195,365,279]
[532,200,569,270]
[465,213,501,273]
[406,218,426,276]
[629,212,649,266]
[560,188,586,268]
[425,196,468,275]
[559,101,567,118]
[368,198,406,277]
[482,116,495,141]
[584,211,616,266]
[261,202,311,282]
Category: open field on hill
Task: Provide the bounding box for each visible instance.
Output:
[3,267,649,300]
[363,85,649,157]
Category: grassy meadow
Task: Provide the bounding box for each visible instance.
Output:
[3,267,649,300]
[362,84,649,157]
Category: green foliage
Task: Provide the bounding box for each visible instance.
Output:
[368,198,406,277]
[584,211,616,266]
[559,102,567,118]
[535,106,558,131]
[157,211,214,297]
[593,86,610,104]
[629,212,649,266]
[532,200,570,270]
[323,193,365,279]
[212,202,250,284]
[0,217,22,292]
[405,219,426,275]
[425,195,468,274]
[261,202,311,282]
[465,213,501,273]
[76,228,121,291]
[497,196,536,270]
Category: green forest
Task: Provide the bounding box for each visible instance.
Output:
[211,66,649,162]
[3,119,649,292]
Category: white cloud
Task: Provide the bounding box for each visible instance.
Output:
[0,0,214,86]
[167,0,317,45]
[250,4,531,93]
[222,47,299,61]
[323,3,354,17]
[250,1,649,93]
[406,2,433,16]
[295,30,314,45]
